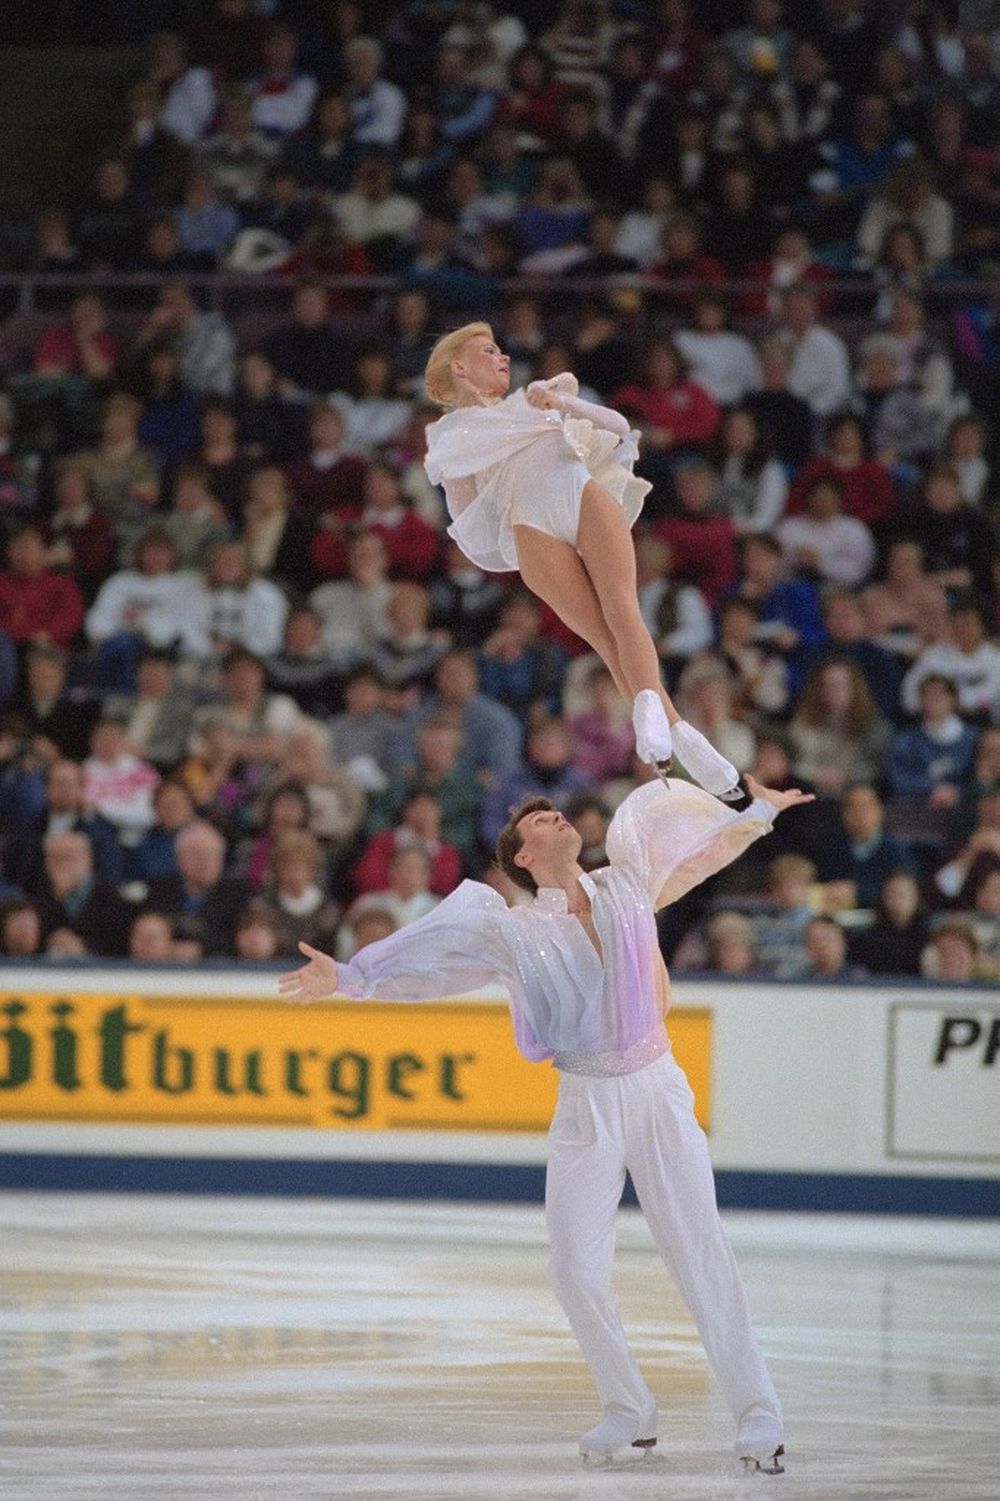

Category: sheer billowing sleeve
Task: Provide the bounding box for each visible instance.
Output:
[606,779,776,911]
[553,390,631,439]
[336,880,514,1001]
[441,474,477,519]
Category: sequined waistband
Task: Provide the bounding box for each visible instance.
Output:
[553,1026,670,1078]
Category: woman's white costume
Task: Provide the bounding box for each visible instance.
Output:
[424,375,651,573]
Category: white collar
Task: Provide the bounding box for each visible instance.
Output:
[534,872,597,913]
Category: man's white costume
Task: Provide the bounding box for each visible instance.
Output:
[336,779,784,1462]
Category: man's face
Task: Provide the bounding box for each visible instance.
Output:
[843,786,882,840]
[515,807,582,877]
[178,834,223,888]
[45,836,91,893]
[437,654,477,703]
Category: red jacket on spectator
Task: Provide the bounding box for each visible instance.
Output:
[788,456,898,530]
[353,829,462,899]
[33,323,117,377]
[740,259,835,318]
[611,379,721,448]
[654,513,738,605]
[649,253,726,286]
[284,453,368,522]
[311,510,441,581]
[0,569,85,646]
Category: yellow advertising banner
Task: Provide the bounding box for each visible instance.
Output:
[0,992,711,1133]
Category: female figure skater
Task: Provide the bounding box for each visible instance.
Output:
[422,323,740,795]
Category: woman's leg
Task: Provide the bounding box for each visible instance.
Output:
[513,524,629,698]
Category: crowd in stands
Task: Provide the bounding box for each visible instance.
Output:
[0,0,998,981]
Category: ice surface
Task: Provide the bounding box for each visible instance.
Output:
[2,1194,999,1500]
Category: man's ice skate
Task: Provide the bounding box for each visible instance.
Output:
[579,1400,658,1466]
[740,1443,785,1475]
[672,719,742,799]
[632,689,673,782]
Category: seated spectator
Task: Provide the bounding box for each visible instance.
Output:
[189,401,251,521]
[266,720,366,863]
[673,293,761,409]
[0,393,39,513]
[194,539,289,661]
[861,539,951,662]
[788,414,897,532]
[481,716,591,848]
[788,660,889,798]
[280,88,357,200]
[655,461,737,606]
[751,852,817,978]
[634,532,713,665]
[128,910,177,962]
[857,158,954,268]
[891,463,996,611]
[191,647,306,768]
[44,462,114,604]
[612,173,675,270]
[196,85,277,204]
[7,642,98,763]
[404,648,523,788]
[265,605,343,719]
[884,290,956,432]
[285,404,368,533]
[717,598,789,720]
[145,820,245,957]
[566,661,634,783]
[901,598,1000,719]
[803,587,903,723]
[134,344,203,466]
[778,474,875,588]
[135,281,236,399]
[515,158,590,263]
[848,870,928,977]
[711,407,788,537]
[259,829,339,957]
[744,334,815,470]
[369,714,483,865]
[31,203,87,275]
[71,390,160,544]
[677,655,756,775]
[331,347,411,458]
[241,465,316,596]
[0,523,85,648]
[353,789,462,898]
[311,531,392,669]
[233,899,281,960]
[33,293,117,384]
[777,285,851,420]
[161,464,229,573]
[369,582,449,694]
[835,782,917,909]
[477,592,567,726]
[944,414,990,510]
[83,715,159,844]
[343,35,406,149]
[327,666,400,791]
[73,155,143,270]
[427,539,506,647]
[704,911,762,976]
[121,776,197,884]
[802,914,857,980]
[264,282,353,402]
[648,212,726,293]
[236,781,310,893]
[931,788,1000,912]
[86,529,206,689]
[0,899,42,959]
[248,23,318,139]
[723,533,826,695]
[565,791,612,873]
[494,43,564,144]
[4,756,122,892]
[612,339,721,460]
[966,865,1000,978]
[885,674,978,805]
[921,918,990,984]
[146,30,216,147]
[233,352,306,466]
[173,169,240,263]
[132,212,214,276]
[332,153,421,265]
[313,460,438,582]
[853,335,936,471]
[105,646,197,773]
[32,830,131,958]
[122,80,190,207]
[741,225,835,318]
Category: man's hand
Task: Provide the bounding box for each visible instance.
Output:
[744,774,815,813]
[279,941,339,1004]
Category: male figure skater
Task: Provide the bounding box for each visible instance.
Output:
[281,773,811,1470]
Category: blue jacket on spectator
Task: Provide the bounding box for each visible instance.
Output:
[884,722,979,798]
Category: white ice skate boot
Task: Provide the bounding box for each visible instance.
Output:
[738,1417,785,1474]
[740,1444,785,1475]
[579,1399,658,1465]
[632,689,673,781]
[671,719,745,801]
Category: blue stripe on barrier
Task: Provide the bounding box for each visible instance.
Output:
[0,1154,998,1216]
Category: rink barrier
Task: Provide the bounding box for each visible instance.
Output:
[1,966,997,1215]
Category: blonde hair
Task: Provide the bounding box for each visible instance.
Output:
[424,321,495,408]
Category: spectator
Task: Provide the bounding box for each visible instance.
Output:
[8,642,98,763]
[173,169,240,263]
[332,153,421,264]
[566,660,634,783]
[407,648,523,787]
[233,899,281,960]
[0,899,43,959]
[481,716,591,848]
[778,285,851,419]
[331,348,412,458]
[280,89,358,200]
[189,402,251,521]
[70,391,159,545]
[265,281,354,402]
[515,158,590,262]
[344,844,439,950]
[494,44,565,143]
[777,473,876,588]
[885,674,978,805]
[234,351,308,465]
[744,335,815,470]
[0,523,85,649]
[160,464,229,573]
[427,539,506,648]
[309,530,391,669]
[477,592,568,725]
[632,531,712,668]
[146,31,216,147]
[788,659,889,798]
[327,666,400,791]
[353,788,462,898]
[267,723,365,863]
[805,588,903,722]
[707,159,775,272]
[711,407,788,536]
[197,86,277,204]
[130,213,207,276]
[236,781,310,893]
[192,647,306,767]
[717,597,789,720]
[944,414,990,510]
[265,606,343,719]
[849,870,928,977]
[43,462,114,603]
[613,339,720,464]
[136,282,237,399]
[835,782,917,909]
[104,647,197,772]
[33,830,131,958]
[75,159,141,271]
[788,413,898,532]
[802,914,856,980]
[249,24,318,140]
[121,81,191,207]
[901,599,1000,718]
[752,852,817,978]
[674,293,761,409]
[931,788,1000,911]
[921,918,988,983]
[194,539,289,661]
[649,212,726,291]
[134,344,203,466]
[369,582,448,694]
[316,459,438,583]
[82,715,159,843]
[853,335,937,471]
[4,756,122,892]
[121,776,197,884]
[810,90,912,239]
[144,820,245,957]
[285,404,368,534]
[370,714,483,864]
[861,539,950,662]
[857,158,954,267]
[677,655,756,775]
[725,533,826,695]
[893,463,996,611]
[704,911,761,976]
[343,36,407,149]
[128,911,177,962]
[655,461,737,606]
[260,829,340,957]
[86,529,206,686]
[241,465,316,596]
[33,293,117,385]
[741,225,835,319]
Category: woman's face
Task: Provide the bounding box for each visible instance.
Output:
[646,345,679,387]
[724,411,756,454]
[830,422,862,464]
[364,465,400,511]
[882,875,919,925]
[453,335,510,398]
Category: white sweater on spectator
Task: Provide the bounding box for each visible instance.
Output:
[638,578,714,658]
[83,753,159,836]
[160,66,217,145]
[331,189,421,245]
[250,73,319,137]
[776,513,876,587]
[902,641,1000,716]
[310,578,392,664]
[192,581,289,659]
[786,325,851,416]
[86,571,207,657]
[673,330,761,406]
[348,80,407,147]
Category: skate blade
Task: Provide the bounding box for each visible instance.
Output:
[654,759,673,785]
[740,1444,785,1475]
[581,1441,659,1470]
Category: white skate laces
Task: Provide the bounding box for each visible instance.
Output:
[632,689,673,776]
[579,1400,658,1465]
[671,720,740,798]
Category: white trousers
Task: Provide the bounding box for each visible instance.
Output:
[544,1048,783,1451]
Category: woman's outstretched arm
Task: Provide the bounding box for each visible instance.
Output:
[525,381,631,439]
